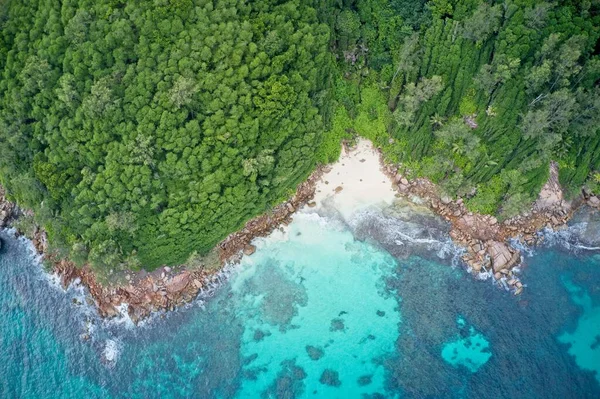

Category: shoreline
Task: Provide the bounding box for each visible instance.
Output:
[1,140,600,322]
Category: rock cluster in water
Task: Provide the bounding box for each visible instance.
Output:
[384,160,580,294]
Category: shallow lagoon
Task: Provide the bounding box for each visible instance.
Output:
[1,203,599,398]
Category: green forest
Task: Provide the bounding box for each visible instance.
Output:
[0,0,598,275]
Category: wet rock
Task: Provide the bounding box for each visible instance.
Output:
[306,345,324,360]
[334,186,344,193]
[487,241,519,272]
[471,261,482,272]
[307,201,317,208]
[514,287,523,295]
[243,244,256,256]
[319,369,341,387]
[100,303,119,318]
[376,310,385,317]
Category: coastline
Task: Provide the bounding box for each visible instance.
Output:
[0,165,328,323]
[1,139,600,322]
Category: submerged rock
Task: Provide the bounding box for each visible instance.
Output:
[329,318,345,332]
[357,375,372,386]
[253,329,271,342]
[306,345,324,361]
[319,369,341,387]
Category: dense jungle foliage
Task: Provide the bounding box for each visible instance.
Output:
[0,0,598,273]
[0,0,332,271]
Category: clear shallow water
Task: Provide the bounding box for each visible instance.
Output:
[1,203,599,399]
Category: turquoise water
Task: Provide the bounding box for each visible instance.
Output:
[440,316,491,373]
[1,203,600,398]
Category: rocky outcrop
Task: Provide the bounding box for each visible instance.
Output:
[46,245,213,323]
[0,187,16,228]
[487,241,520,272]
[382,159,584,295]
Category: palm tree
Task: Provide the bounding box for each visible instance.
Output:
[430,113,445,128]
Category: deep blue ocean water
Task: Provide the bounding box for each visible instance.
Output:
[1,201,599,399]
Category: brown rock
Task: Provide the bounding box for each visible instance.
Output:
[401,178,409,185]
[588,196,600,207]
[334,186,344,193]
[166,271,191,293]
[487,241,515,272]
[100,303,119,318]
[243,244,256,256]
[307,201,317,208]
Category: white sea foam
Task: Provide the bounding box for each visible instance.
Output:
[540,223,600,253]
[101,338,122,367]
[103,303,135,330]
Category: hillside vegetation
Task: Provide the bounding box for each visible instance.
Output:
[321,0,599,217]
[0,0,598,274]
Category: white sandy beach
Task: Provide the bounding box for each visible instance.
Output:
[311,139,396,220]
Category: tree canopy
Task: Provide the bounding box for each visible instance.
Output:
[1,0,598,274]
[0,0,332,272]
